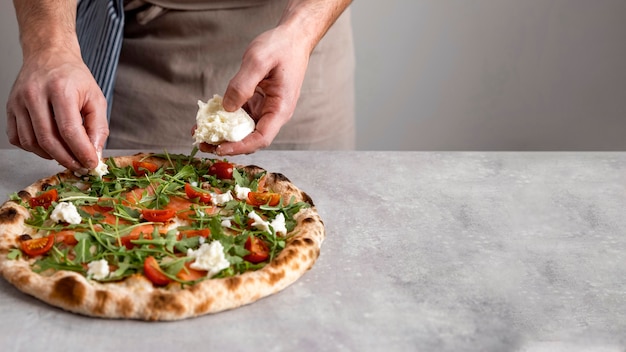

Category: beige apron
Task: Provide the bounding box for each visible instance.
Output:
[108,0,355,150]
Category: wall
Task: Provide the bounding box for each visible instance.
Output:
[1,1,626,150]
[350,0,626,150]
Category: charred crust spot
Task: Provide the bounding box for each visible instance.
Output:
[15,271,32,288]
[271,248,298,268]
[194,297,214,315]
[271,172,291,183]
[50,276,86,307]
[303,238,315,246]
[148,292,185,316]
[300,191,314,206]
[94,290,111,315]
[225,276,243,291]
[41,183,53,191]
[118,297,134,317]
[302,217,317,224]
[268,270,286,285]
[17,191,31,201]
[0,207,19,224]
[290,238,302,247]
[242,165,266,176]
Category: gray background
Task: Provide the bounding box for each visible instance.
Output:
[1,0,626,151]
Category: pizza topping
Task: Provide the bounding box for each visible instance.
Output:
[143,256,172,286]
[193,94,255,146]
[247,191,281,207]
[7,150,311,286]
[184,183,212,204]
[50,202,82,225]
[89,152,109,179]
[20,235,55,257]
[132,160,159,176]
[186,241,230,277]
[87,259,110,280]
[270,213,287,236]
[248,211,270,233]
[208,161,235,180]
[141,209,176,223]
[28,188,58,209]
[243,235,270,264]
[211,191,233,205]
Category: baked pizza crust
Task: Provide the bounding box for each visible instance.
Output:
[0,153,325,320]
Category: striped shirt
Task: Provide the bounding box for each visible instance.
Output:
[75,0,125,119]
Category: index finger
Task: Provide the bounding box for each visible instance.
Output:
[50,94,99,169]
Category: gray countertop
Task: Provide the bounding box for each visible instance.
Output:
[1,149,625,351]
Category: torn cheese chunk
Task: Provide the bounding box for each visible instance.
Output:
[89,151,109,179]
[50,202,82,225]
[193,94,255,145]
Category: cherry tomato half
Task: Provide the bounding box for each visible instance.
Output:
[28,189,58,209]
[243,236,270,264]
[208,161,234,180]
[143,256,172,286]
[20,235,55,257]
[184,183,212,204]
[141,209,176,222]
[247,192,281,207]
[132,160,159,176]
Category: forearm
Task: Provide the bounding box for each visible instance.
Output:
[279,0,352,54]
[13,0,80,59]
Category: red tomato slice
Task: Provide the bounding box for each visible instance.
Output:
[247,192,281,207]
[141,209,176,222]
[132,160,159,176]
[143,256,172,286]
[28,189,58,209]
[184,183,212,204]
[243,236,270,264]
[208,161,234,180]
[20,235,55,257]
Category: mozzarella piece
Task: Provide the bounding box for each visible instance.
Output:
[248,211,270,233]
[87,259,110,280]
[89,152,109,179]
[187,241,230,277]
[211,191,233,205]
[234,184,251,200]
[193,94,255,145]
[50,202,82,225]
[270,213,287,236]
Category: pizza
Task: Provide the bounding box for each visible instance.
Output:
[0,150,324,320]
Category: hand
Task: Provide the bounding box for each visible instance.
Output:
[199,25,310,156]
[6,49,109,173]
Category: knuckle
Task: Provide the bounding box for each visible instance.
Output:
[36,134,57,150]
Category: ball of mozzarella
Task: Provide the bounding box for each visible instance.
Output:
[193,94,255,145]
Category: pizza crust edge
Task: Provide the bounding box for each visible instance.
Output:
[0,154,325,320]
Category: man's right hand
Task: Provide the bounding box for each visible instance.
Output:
[7,0,109,173]
[6,50,109,173]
